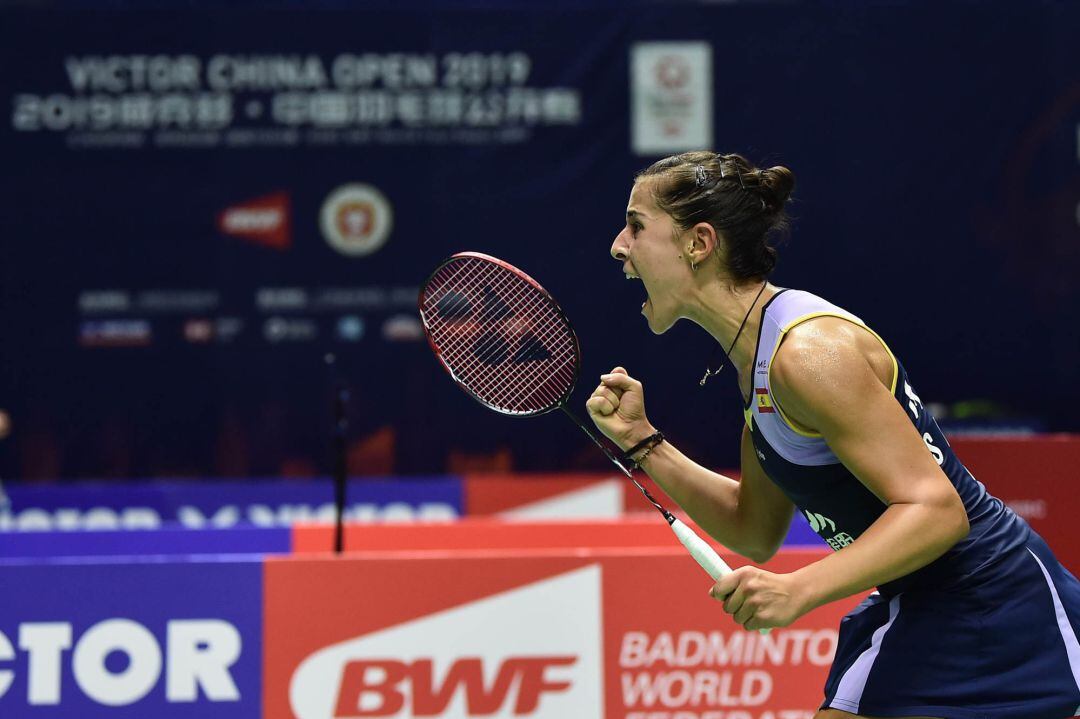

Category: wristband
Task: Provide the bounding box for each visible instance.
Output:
[624,430,664,469]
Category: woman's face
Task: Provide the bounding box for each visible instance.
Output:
[610,179,692,334]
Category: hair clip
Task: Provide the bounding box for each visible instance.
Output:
[694,165,708,188]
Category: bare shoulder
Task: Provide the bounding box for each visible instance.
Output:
[770,316,895,426]
[771,316,888,386]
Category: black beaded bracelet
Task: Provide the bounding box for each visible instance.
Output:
[623,430,664,468]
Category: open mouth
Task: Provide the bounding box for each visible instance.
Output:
[625,271,649,311]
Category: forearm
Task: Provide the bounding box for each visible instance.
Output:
[794,499,969,610]
[628,436,757,558]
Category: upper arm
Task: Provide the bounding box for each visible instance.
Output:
[769,318,963,511]
[737,424,795,561]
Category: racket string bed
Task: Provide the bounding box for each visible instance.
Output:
[423,260,576,413]
[441,319,571,411]
[461,283,573,404]
[426,264,516,359]
[427,267,544,377]
[434,271,571,377]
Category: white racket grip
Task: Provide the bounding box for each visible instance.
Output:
[669,517,732,580]
[669,518,770,635]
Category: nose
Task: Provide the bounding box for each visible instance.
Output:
[610,227,630,261]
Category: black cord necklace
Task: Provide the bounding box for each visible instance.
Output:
[699,281,769,386]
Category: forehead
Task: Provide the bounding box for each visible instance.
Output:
[627,179,661,214]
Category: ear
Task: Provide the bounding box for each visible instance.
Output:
[686,222,720,266]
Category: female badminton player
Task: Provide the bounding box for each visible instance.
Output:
[587,151,1080,719]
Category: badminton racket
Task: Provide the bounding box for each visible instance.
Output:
[418,251,741,589]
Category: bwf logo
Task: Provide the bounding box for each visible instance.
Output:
[332,656,576,716]
[288,566,602,718]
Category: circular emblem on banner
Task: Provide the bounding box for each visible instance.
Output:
[319,184,393,257]
[655,55,691,89]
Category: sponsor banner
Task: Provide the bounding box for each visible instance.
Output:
[0,478,462,532]
[0,557,263,718]
[464,474,626,518]
[630,41,712,155]
[291,515,823,555]
[78,319,152,347]
[218,191,292,250]
[292,517,733,554]
[264,548,859,718]
[1,475,823,548]
[464,475,824,546]
[9,51,584,150]
[0,526,289,559]
[3,3,1079,483]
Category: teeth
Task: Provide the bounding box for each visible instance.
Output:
[625,273,639,280]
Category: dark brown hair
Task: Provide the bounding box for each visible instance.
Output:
[637,151,795,282]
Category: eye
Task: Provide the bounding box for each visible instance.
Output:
[629,221,643,236]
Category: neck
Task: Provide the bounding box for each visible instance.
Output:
[685,277,775,373]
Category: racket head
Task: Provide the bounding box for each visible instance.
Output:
[418,252,581,416]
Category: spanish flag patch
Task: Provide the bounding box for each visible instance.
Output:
[755,387,775,413]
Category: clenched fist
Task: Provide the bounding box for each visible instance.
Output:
[585,366,656,450]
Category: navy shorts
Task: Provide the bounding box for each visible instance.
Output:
[823,533,1080,718]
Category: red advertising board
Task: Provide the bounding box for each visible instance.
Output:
[463,474,711,519]
[951,436,1080,573]
[264,548,860,719]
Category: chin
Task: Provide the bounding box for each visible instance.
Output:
[642,297,677,334]
[645,311,677,335]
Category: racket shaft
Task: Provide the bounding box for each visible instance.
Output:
[669,518,770,635]
[561,406,633,478]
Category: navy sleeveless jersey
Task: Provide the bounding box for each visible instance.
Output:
[744,289,1031,597]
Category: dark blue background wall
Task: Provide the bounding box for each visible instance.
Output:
[2,1,1077,479]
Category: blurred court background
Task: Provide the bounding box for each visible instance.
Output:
[0,1,1078,718]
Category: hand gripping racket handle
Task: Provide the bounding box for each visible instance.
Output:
[669,518,770,635]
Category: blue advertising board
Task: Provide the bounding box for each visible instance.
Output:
[0,526,290,558]
[0,478,463,531]
[0,558,263,718]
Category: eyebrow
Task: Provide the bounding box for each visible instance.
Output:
[626,210,648,221]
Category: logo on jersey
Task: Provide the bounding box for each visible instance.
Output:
[903,381,923,421]
[802,510,855,551]
[754,388,775,414]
